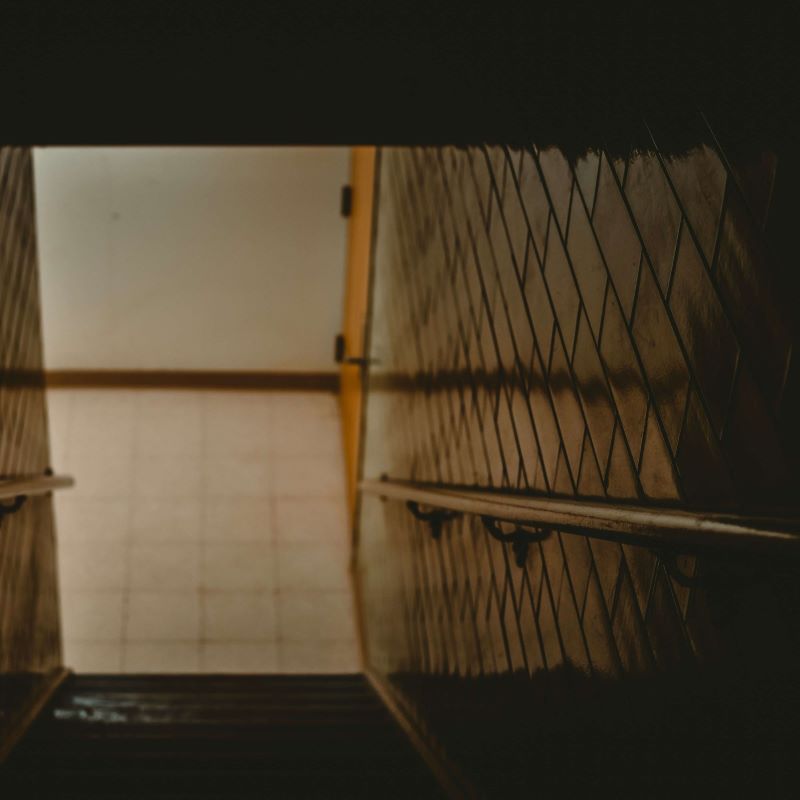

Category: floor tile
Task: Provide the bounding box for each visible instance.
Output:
[204,393,272,456]
[135,393,204,456]
[50,435,70,475]
[126,592,200,640]
[47,388,73,425]
[47,390,73,468]
[202,592,278,640]
[53,496,130,542]
[52,388,358,675]
[58,540,127,590]
[64,641,123,673]
[269,392,338,420]
[60,591,124,641]
[123,642,200,673]
[205,455,270,498]
[277,591,357,641]
[278,640,360,674]
[133,455,203,498]
[67,452,133,498]
[272,454,346,498]
[274,497,349,543]
[203,498,272,541]
[271,411,342,456]
[201,642,279,673]
[129,542,199,590]
[201,543,275,590]
[276,543,350,592]
[130,497,202,542]
[69,390,137,456]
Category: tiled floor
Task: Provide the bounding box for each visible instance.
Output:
[48,389,359,674]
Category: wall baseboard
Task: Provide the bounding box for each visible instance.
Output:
[44,370,339,392]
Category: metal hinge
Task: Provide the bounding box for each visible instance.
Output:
[334,333,372,367]
[340,185,353,217]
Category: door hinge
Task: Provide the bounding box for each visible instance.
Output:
[340,185,353,217]
[334,333,346,363]
[334,333,372,367]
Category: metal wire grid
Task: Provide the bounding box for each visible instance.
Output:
[369,128,794,512]
[357,127,799,690]
[0,147,60,677]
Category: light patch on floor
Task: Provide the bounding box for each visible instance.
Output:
[48,389,359,674]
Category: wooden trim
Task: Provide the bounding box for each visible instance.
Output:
[340,146,378,520]
[0,667,70,763]
[365,668,477,800]
[348,149,381,687]
[45,370,339,392]
[348,549,369,676]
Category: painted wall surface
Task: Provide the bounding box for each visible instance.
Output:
[33,147,349,372]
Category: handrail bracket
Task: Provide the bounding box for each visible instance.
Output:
[481,516,551,567]
[407,501,460,540]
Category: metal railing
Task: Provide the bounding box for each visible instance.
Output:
[0,472,74,522]
[360,478,800,561]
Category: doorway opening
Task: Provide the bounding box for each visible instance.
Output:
[36,147,364,674]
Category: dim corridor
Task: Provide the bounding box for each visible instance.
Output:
[1,674,442,798]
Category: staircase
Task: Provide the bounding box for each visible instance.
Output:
[1,674,444,799]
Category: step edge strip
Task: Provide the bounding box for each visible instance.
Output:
[364,668,477,800]
[0,667,72,764]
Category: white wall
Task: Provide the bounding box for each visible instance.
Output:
[33,147,350,371]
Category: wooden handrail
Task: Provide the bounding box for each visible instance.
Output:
[360,479,800,557]
[0,473,74,501]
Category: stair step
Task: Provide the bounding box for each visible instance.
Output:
[2,674,444,798]
[68,674,368,691]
